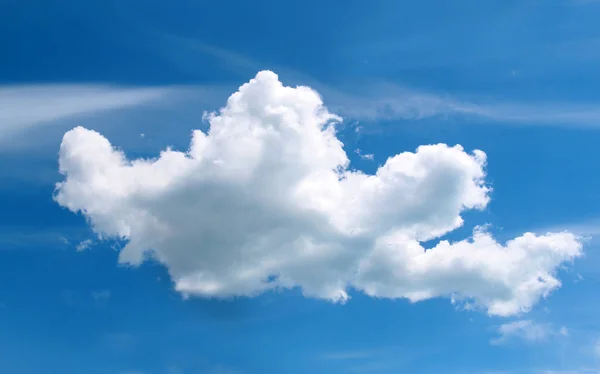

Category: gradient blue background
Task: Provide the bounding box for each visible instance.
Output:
[1,1,600,373]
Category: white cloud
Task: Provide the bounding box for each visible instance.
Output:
[538,219,600,239]
[53,71,583,316]
[491,320,569,345]
[152,36,600,128]
[355,149,374,161]
[76,239,94,251]
[0,84,173,141]
[320,81,600,127]
[319,83,484,122]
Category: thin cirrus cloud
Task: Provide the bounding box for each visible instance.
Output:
[0,84,175,141]
[491,320,569,345]
[53,70,583,317]
[538,218,600,239]
[319,82,600,127]
[5,38,599,152]
[0,83,236,154]
[149,33,600,127]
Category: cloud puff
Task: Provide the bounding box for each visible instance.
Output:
[491,320,569,345]
[53,71,582,316]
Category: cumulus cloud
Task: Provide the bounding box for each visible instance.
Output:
[491,320,569,345]
[53,71,583,316]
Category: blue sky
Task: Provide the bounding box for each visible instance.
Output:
[2,1,600,373]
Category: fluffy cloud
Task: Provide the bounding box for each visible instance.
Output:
[53,71,582,316]
[491,320,568,345]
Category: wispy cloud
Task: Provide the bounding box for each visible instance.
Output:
[354,149,374,161]
[0,226,94,251]
[76,239,94,252]
[318,84,600,128]
[469,103,600,127]
[0,83,233,154]
[537,218,600,239]
[320,82,600,127]
[318,345,425,374]
[149,35,600,128]
[0,84,173,138]
[491,320,569,345]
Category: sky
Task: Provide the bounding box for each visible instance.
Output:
[1,0,600,373]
